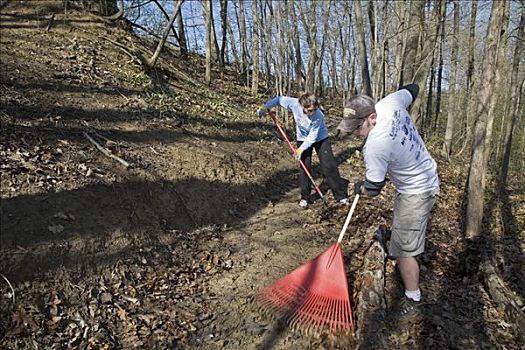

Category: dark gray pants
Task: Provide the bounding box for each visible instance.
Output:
[297,137,347,202]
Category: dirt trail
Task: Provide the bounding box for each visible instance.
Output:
[1,2,524,349]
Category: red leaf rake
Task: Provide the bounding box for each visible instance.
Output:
[258,195,360,333]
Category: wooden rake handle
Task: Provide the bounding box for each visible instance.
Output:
[326,194,360,269]
[337,194,360,243]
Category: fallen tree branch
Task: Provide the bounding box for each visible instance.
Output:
[356,226,388,346]
[83,132,130,168]
[481,261,525,342]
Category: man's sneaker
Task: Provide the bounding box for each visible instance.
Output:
[396,297,422,323]
[299,199,308,208]
[339,198,349,205]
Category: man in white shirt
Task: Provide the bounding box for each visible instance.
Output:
[337,84,439,322]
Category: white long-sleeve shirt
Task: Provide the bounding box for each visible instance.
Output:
[364,89,440,194]
[264,96,329,152]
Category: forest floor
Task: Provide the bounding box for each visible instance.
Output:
[1,2,524,349]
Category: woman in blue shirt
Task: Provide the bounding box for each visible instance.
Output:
[258,93,348,207]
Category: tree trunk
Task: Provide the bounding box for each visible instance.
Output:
[457,0,478,156]
[442,0,459,159]
[425,61,434,134]
[354,0,372,96]
[226,19,240,68]
[465,0,505,240]
[219,0,228,70]
[482,1,510,188]
[338,2,352,100]
[251,0,260,95]
[290,0,304,90]
[298,0,319,93]
[262,0,273,89]
[237,0,249,85]
[202,0,220,64]
[375,0,388,99]
[147,0,183,68]
[499,5,524,191]
[316,0,332,96]
[482,261,525,342]
[407,0,444,127]
[394,0,409,89]
[434,2,446,132]
[176,0,188,56]
[203,0,213,84]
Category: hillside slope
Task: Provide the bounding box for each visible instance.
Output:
[1,2,523,349]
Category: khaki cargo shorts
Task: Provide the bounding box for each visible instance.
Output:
[388,190,437,258]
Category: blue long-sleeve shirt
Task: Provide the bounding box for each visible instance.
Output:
[264,96,329,152]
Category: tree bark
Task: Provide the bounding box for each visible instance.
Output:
[289,0,304,90]
[298,0,319,93]
[176,1,188,56]
[251,0,260,95]
[354,0,372,96]
[442,0,459,159]
[482,1,510,188]
[406,0,444,127]
[457,0,478,156]
[237,0,249,85]
[465,0,506,240]
[499,4,524,191]
[434,1,446,132]
[203,0,213,84]
[219,0,228,70]
[394,0,409,89]
[226,18,240,69]
[316,0,332,96]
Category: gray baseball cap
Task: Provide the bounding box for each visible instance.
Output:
[337,95,376,133]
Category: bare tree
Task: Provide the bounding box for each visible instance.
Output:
[482,0,510,187]
[354,0,372,96]
[289,0,304,90]
[176,1,188,56]
[499,4,524,192]
[201,0,220,64]
[219,0,228,70]
[442,0,459,159]
[203,0,213,84]
[465,0,506,240]
[433,0,447,131]
[148,0,183,68]
[298,0,320,93]
[316,0,332,96]
[457,0,478,155]
[237,0,249,84]
[404,0,444,127]
[251,0,260,95]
